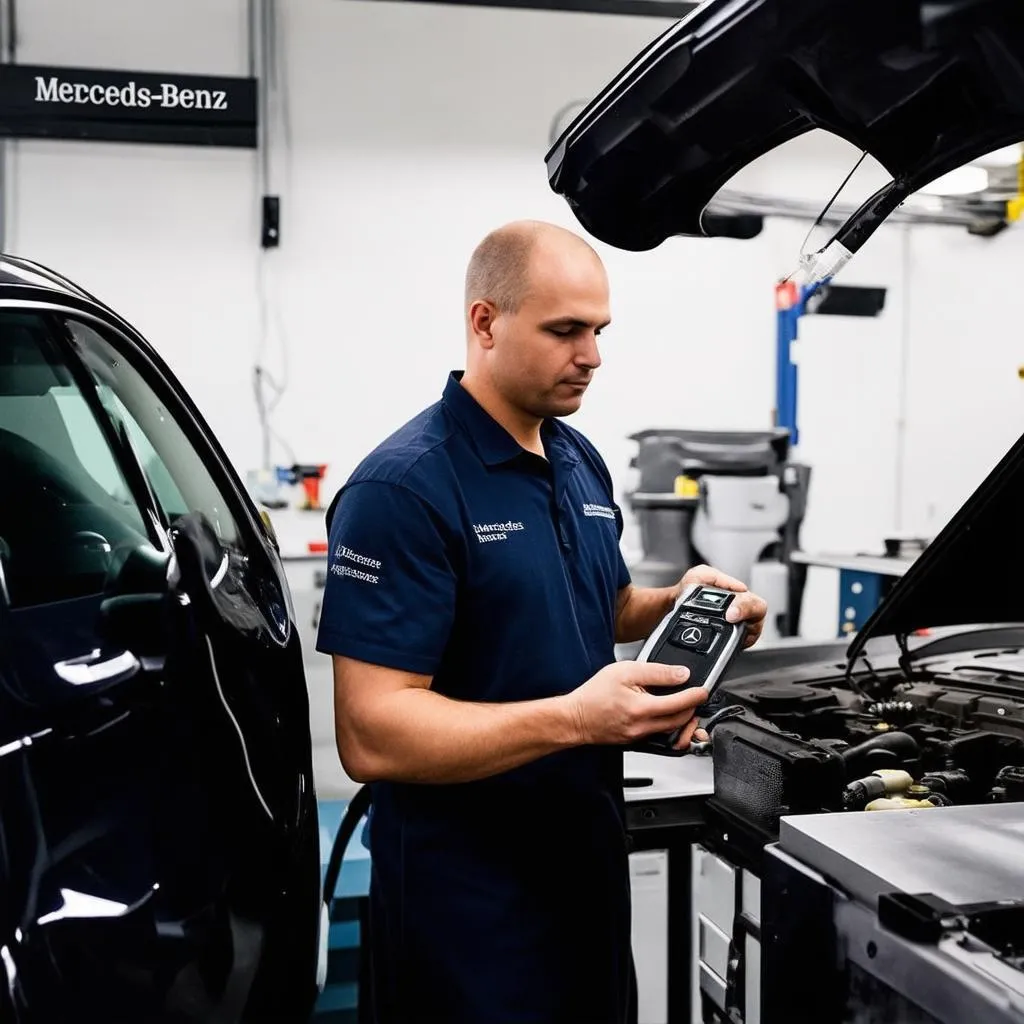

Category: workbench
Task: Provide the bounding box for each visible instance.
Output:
[790,550,917,637]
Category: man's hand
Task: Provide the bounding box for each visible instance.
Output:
[567,661,709,749]
[675,564,768,650]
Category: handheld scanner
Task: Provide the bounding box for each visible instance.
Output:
[635,583,747,697]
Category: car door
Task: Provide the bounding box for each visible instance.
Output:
[0,305,321,1023]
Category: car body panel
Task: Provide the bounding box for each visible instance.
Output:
[0,259,321,1022]
[546,0,1024,260]
[544,0,1024,660]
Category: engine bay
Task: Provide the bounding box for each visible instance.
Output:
[709,646,1024,832]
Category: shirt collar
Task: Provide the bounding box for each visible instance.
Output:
[441,370,578,471]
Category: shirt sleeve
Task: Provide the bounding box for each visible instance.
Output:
[613,502,632,591]
[314,480,458,675]
[576,428,632,592]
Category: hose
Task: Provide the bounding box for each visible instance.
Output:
[322,784,372,907]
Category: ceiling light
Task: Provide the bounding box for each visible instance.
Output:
[909,194,945,212]
[919,166,989,196]
[976,144,1023,167]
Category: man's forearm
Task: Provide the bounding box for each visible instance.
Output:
[615,583,679,643]
[340,688,584,785]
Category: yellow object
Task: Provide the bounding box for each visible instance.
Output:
[865,796,935,811]
[674,475,700,498]
[873,769,914,793]
[1007,154,1024,221]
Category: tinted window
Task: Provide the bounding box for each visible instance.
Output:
[0,312,152,607]
[65,319,244,553]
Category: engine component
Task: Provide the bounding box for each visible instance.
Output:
[865,796,936,811]
[920,768,972,803]
[843,769,914,810]
[709,716,845,838]
[709,649,1024,845]
[989,765,1024,802]
[867,700,918,726]
[841,731,920,779]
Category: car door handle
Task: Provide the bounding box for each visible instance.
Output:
[54,649,141,687]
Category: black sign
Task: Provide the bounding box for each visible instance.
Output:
[0,63,257,148]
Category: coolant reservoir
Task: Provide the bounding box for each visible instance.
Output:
[865,796,935,811]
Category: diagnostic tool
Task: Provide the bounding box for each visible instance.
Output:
[632,583,748,754]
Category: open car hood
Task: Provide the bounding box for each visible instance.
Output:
[545,0,1024,656]
[546,0,1024,278]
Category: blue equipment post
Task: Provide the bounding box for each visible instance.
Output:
[774,278,829,445]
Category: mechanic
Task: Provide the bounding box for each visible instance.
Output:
[315,219,767,1024]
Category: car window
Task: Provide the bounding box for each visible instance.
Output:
[0,312,152,608]
[64,318,244,553]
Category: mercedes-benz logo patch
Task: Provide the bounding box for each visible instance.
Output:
[681,626,703,645]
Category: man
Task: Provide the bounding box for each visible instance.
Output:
[315,220,767,1023]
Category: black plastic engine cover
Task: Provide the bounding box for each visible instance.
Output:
[710,717,846,840]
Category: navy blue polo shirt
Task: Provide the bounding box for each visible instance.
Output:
[315,371,637,1023]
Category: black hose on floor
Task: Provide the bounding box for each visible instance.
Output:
[322,784,372,906]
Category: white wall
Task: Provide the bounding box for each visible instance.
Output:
[8,0,1020,643]
[899,224,1024,535]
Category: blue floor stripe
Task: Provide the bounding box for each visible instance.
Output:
[329,920,360,950]
[315,982,358,1013]
[314,798,370,1020]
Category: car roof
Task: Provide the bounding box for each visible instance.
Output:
[0,254,99,303]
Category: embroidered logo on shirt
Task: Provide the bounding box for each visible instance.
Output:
[472,520,525,544]
[582,503,616,520]
[331,544,381,583]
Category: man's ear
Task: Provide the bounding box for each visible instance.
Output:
[468,300,498,348]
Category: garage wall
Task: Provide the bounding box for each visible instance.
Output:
[6,0,959,640]
[899,225,1024,537]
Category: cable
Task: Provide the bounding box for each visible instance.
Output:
[843,652,877,702]
[783,150,870,285]
[799,150,869,259]
[322,785,372,907]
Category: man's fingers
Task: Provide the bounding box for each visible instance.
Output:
[725,590,768,627]
[682,564,748,593]
[631,662,690,689]
[642,683,707,720]
[693,728,709,743]
[672,717,702,751]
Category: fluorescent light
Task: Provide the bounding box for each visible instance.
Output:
[907,193,945,212]
[920,166,989,196]
[977,144,1023,167]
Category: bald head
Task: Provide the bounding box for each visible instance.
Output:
[460,218,610,427]
[464,220,599,314]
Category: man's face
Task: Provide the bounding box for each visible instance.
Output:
[489,244,611,419]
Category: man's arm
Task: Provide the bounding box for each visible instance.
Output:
[614,564,770,647]
[333,655,708,784]
[333,656,578,783]
[614,582,677,644]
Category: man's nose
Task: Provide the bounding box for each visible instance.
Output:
[576,333,602,369]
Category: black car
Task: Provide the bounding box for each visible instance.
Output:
[544,0,1024,833]
[547,3,1024,1019]
[0,256,322,1022]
